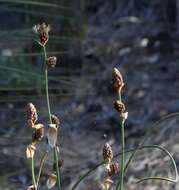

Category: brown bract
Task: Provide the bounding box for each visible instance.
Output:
[26,144,36,158]
[32,124,44,143]
[27,185,37,190]
[46,173,57,189]
[47,124,58,148]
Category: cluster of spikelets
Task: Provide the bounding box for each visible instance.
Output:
[101,67,128,190]
[102,143,119,189]
[23,22,178,190]
[25,23,60,190]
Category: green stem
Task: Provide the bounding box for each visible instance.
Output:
[116,119,125,190]
[31,157,37,187]
[36,151,48,186]
[43,45,61,190]
[43,46,52,124]
[55,146,61,188]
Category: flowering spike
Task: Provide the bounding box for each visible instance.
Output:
[33,23,50,46]
[112,67,124,92]
[26,103,38,128]
[103,143,113,164]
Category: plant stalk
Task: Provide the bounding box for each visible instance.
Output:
[116,118,125,190]
[43,45,61,190]
[31,157,37,187]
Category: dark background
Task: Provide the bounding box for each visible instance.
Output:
[1,0,179,189]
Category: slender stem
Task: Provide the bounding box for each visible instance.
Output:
[43,45,61,190]
[31,157,37,187]
[43,46,52,124]
[45,68,52,124]
[55,146,61,188]
[36,151,48,186]
[116,119,125,190]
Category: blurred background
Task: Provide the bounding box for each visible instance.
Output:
[1,0,179,189]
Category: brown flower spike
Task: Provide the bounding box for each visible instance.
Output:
[103,143,113,164]
[113,67,124,92]
[33,23,50,46]
[26,103,38,128]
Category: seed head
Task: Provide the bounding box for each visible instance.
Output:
[51,114,60,127]
[26,103,38,128]
[47,56,57,68]
[112,67,124,92]
[108,162,120,176]
[103,143,113,163]
[32,124,44,143]
[114,100,125,113]
[33,23,50,46]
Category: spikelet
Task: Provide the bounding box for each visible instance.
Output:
[33,23,50,46]
[103,143,113,164]
[114,100,125,113]
[32,124,44,143]
[108,162,120,176]
[26,103,38,128]
[113,67,124,92]
[47,57,57,68]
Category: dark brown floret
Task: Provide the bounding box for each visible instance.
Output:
[114,100,125,113]
[103,143,113,163]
